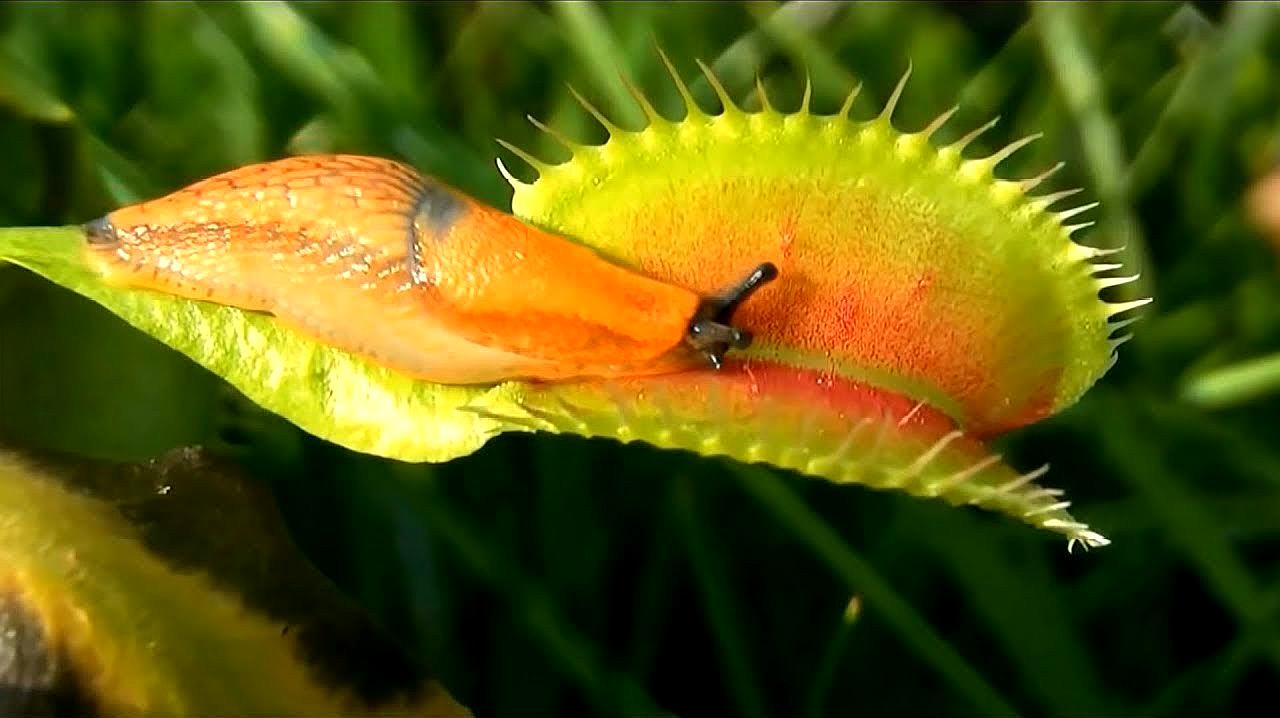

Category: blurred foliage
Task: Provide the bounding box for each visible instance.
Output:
[0,446,462,716]
[1,1,1278,715]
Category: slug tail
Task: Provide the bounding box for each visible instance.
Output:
[83,216,118,246]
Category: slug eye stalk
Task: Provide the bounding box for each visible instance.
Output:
[686,261,779,368]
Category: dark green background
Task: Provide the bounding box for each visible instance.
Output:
[2,1,1278,715]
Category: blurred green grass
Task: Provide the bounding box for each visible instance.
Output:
[1,1,1279,715]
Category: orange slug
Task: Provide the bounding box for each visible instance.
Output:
[81,155,776,384]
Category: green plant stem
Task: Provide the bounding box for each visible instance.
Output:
[1033,1,1154,302]
[1125,2,1277,199]
[956,22,1034,113]
[674,477,767,718]
[739,1,855,107]
[732,465,1017,716]
[802,594,861,718]
[551,1,646,129]
[1092,396,1280,674]
[416,490,660,715]
[1182,352,1280,409]
[696,0,850,103]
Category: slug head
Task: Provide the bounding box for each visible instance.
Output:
[685,262,779,368]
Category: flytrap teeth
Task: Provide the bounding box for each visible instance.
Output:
[984,132,1043,168]
[995,464,1051,494]
[949,116,1001,154]
[878,62,912,123]
[933,454,1004,494]
[695,58,738,113]
[1033,187,1085,211]
[567,85,620,132]
[1090,245,1126,257]
[754,75,776,112]
[1066,530,1112,553]
[1106,297,1155,316]
[1058,201,1101,221]
[527,114,576,149]
[1067,242,1123,260]
[898,429,964,479]
[1107,334,1135,351]
[495,157,527,188]
[1096,274,1142,291]
[496,138,551,174]
[656,46,703,117]
[620,72,664,123]
[918,104,960,141]
[838,82,864,117]
[1019,161,1066,191]
[1024,500,1073,518]
[1107,315,1142,332]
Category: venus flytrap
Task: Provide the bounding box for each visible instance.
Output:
[0,57,1150,549]
[498,56,1151,548]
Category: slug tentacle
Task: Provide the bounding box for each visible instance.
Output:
[686,262,780,368]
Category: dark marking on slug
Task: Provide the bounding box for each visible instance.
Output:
[414,181,466,234]
[408,181,467,286]
[82,216,118,246]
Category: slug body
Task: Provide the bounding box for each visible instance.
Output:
[82,155,774,383]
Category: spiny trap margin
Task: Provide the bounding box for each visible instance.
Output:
[491,55,1153,549]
